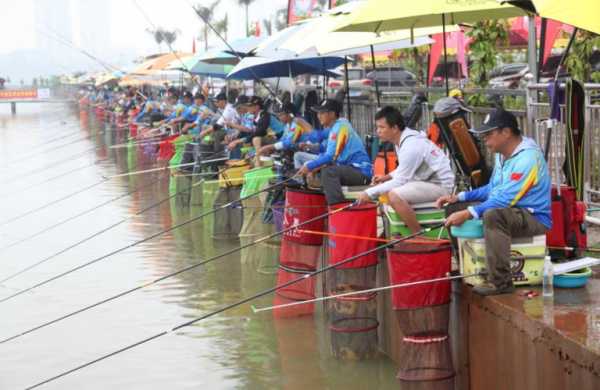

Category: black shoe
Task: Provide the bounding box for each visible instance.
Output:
[472,282,515,296]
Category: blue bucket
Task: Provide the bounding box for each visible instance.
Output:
[451,219,484,239]
[554,267,592,288]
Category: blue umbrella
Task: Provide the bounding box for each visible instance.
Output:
[226,55,344,80]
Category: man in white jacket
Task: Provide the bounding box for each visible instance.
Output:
[357,106,455,233]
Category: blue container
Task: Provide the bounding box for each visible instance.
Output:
[554,267,592,288]
[451,219,484,239]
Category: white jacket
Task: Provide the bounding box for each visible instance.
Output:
[365,128,455,198]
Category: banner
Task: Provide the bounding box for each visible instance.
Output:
[287,0,318,25]
[0,89,38,100]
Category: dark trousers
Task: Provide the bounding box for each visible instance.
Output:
[321,165,370,205]
[447,203,547,287]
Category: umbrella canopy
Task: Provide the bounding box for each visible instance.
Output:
[227,56,344,80]
[120,52,192,85]
[166,56,233,78]
[507,0,600,35]
[336,0,524,33]
[197,37,266,65]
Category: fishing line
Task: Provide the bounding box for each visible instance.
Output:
[0,190,351,344]
[21,222,439,389]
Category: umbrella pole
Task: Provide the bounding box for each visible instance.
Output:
[442,14,449,96]
[370,44,381,108]
[555,28,578,82]
[344,56,352,122]
[537,18,548,83]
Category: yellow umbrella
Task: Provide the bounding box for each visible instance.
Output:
[507,0,600,35]
[337,0,524,33]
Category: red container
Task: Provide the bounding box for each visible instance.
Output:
[273,262,316,318]
[386,239,452,310]
[328,202,378,269]
[282,189,327,246]
[279,239,321,271]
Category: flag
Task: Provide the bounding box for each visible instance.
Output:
[428,33,444,84]
[255,21,261,37]
[543,20,563,65]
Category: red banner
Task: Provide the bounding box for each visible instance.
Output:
[287,0,318,25]
[0,89,38,100]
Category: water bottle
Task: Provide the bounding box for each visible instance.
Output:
[543,256,554,298]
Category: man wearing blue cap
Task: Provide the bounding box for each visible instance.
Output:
[437,108,552,296]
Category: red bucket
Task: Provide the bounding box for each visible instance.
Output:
[282,189,327,246]
[386,239,452,310]
[273,262,316,318]
[328,202,378,269]
[279,239,321,271]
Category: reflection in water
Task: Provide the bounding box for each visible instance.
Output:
[0,104,398,389]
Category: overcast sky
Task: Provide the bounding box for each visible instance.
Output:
[2,0,288,56]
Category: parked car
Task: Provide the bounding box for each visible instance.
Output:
[489,63,530,89]
[431,61,468,87]
[328,67,373,99]
[366,67,417,88]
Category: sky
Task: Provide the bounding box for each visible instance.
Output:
[2,0,288,57]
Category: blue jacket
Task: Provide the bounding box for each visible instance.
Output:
[275,119,313,150]
[459,137,552,228]
[134,100,161,122]
[306,118,372,178]
[165,103,187,122]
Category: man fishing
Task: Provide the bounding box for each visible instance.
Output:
[256,102,314,157]
[297,99,372,205]
[356,106,454,233]
[437,108,552,296]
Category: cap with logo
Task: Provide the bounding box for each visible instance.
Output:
[471,108,520,135]
[311,99,342,114]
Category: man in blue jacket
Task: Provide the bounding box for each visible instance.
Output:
[298,99,373,204]
[438,109,551,296]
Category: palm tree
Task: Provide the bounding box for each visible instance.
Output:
[162,29,180,46]
[237,0,256,37]
[214,14,229,41]
[275,7,287,31]
[193,0,220,51]
[262,19,273,36]
[146,28,165,51]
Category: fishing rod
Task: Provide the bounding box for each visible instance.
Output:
[1,146,104,185]
[0,129,84,167]
[0,156,255,288]
[0,194,355,344]
[0,175,166,256]
[0,177,110,229]
[253,271,481,313]
[21,222,438,389]
[0,160,103,199]
[2,135,95,168]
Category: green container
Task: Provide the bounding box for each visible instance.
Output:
[384,204,448,238]
[240,166,276,198]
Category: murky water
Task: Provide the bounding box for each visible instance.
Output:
[0,104,398,389]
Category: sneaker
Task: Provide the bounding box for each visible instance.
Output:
[472,281,515,296]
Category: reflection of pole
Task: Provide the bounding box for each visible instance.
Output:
[370,45,381,108]
[442,14,449,96]
[344,56,352,122]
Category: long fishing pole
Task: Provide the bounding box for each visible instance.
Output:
[0,159,261,290]
[1,146,103,185]
[0,194,354,344]
[0,175,166,256]
[252,271,481,313]
[0,160,103,199]
[2,135,94,168]
[22,222,438,389]
[0,129,83,168]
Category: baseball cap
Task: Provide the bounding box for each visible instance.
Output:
[215,92,227,101]
[471,108,520,135]
[311,99,342,114]
[182,91,193,100]
[245,96,264,107]
[274,102,295,115]
[234,95,249,107]
[194,92,205,100]
[433,97,471,118]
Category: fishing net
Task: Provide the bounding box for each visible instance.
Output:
[239,196,268,238]
[239,167,277,238]
[279,239,322,271]
[282,188,327,246]
[212,186,243,240]
[386,239,455,383]
[328,202,379,269]
[330,317,379,361]
[273,262,316,319]
[169,174,191,208]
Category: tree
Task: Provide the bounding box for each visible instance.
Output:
[162,29,180,46]
[214,14,229,41]
[237,0,256,37]
[275,7,288,31]
[193,0,220,51]
[262,19,273,36]
[564,30,600,82]
[146,27,180,51]
[146,28,165,51]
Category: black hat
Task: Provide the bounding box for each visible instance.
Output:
[215,92,227,101]
[245,95,264,107]
[274,102,295,115]
[194,92,205,100]
[183,91,193,100]
[311,99,342,114]
[471,108,520,135]
[234,95,249,107]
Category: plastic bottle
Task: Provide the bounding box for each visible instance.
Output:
[543,255,554,298]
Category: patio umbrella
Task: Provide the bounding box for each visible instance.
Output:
[336,0,525,94]
[506,0,600,35]
[198,37,266,65]
[226,55,344,80]
[167,56,234,78]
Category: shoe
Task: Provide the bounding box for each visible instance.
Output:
[472,281,515,296]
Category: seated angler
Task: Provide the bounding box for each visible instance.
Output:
[438,108,552,296]
[256,102,314,158]
[244,96,285,164]
[181,92,211,137]
[357,106,455,233]
[297,99,372,205]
